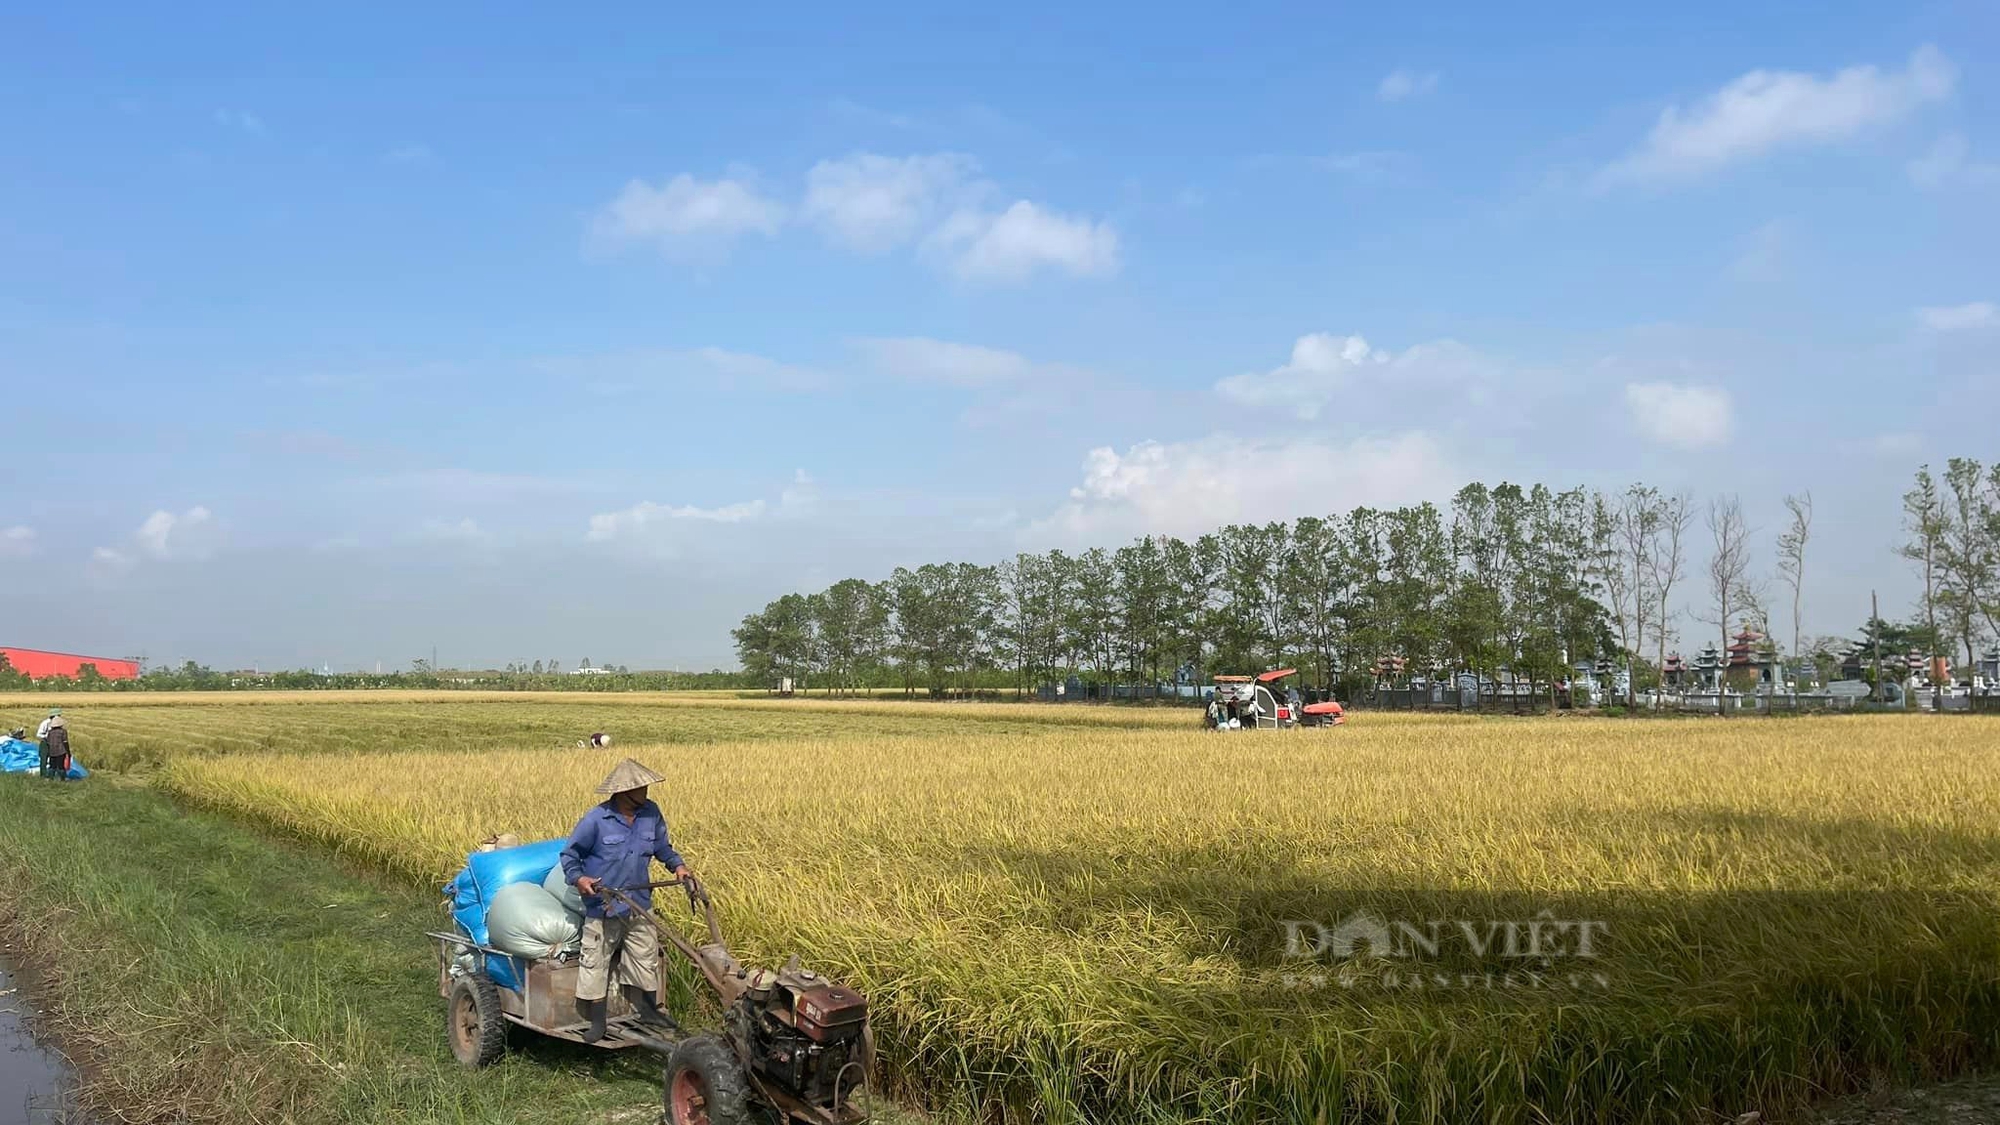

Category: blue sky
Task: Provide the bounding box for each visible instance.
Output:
[2,2,1994,670]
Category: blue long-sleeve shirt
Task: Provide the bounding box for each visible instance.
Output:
[558,799,686,919]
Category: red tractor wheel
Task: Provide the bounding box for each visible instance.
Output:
[665,1035,757,1125]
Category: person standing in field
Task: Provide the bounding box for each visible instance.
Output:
[38,710,71,781]
[558,758,694,1042]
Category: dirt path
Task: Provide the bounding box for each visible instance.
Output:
[1807,1075,2000,1125]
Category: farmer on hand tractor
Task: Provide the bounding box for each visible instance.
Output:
[558,758,696,1043]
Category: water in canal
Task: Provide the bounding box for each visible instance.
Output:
[0,960,83,1125]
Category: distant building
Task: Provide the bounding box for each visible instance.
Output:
[0,646,141,681]
[1725,626,1761,670]
[1838,645,1867,682]
[1374,654,1407,684]
[1788,660,1818,690]
[1662,652,1687,687]
[1724,625,1783,691]
[1571,659,1629,704]
[1692,644,1723,692]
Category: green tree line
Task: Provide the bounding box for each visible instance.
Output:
[737,460,2000,703]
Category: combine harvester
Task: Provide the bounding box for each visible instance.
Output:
[1206,669,1344,730]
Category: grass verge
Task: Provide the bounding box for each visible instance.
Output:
[0,773,688,1124]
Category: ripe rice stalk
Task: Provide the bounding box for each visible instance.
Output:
[149,709,2000,1122]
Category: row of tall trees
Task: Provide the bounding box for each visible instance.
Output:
[1901,458,2000,671]
[735,458,2000,702]
[739,481,1637,700]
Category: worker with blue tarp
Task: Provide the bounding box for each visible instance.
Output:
[39,710,72,781]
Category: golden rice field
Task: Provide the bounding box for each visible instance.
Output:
[135,698,2000,1124]
[0,691,1189,772]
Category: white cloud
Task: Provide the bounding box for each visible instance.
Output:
[687,347,829,391]
[592,152,1115,282]
[850,337,1110,426]
[1378,69,1440,102]
[1030,431,1462,545]
[802,152,980,252]
[420,518,489,543]
[1623,383,1734,448]
[926,200,1120,282]
[591,173,785,254]
[587,499,767,542]
[779,469,818,514]
[1216,334,1387,419]
[1916,302,1997,332]
[1908,134,2000,189]
[135,506,217,560]
[1598,45,1954,186]
[534,347,828,393]
[0,526,35,558]
[1214,333,1499,421]
[853,337,1046,387]
[89,546,134,574]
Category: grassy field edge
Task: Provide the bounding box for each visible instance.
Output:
[0,774,687,1125]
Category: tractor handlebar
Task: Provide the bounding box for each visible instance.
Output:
[593,874,711,916]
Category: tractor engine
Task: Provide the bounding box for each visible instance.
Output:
[726,965,871,1108]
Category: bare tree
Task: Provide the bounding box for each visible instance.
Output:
[1647,490,1693,706]
[1591,492,1632,695]
[1775,491,1812,663]
[1900,466,1945,663]
[1702,495,1754,714]
[1620,485,1664,706]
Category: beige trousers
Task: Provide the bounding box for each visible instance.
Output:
[576,914,660,1001]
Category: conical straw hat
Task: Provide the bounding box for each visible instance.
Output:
[595,757,667,795]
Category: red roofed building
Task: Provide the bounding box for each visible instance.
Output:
[1726,626,1765,669]
[0,647,141,681]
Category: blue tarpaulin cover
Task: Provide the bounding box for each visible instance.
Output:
[443,837,567,991]
[0,737,87,780]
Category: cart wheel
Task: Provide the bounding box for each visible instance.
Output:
[665,1034,757,1125]
[446,973,507,1067]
